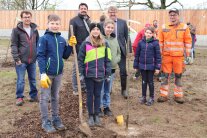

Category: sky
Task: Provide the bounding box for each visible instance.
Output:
[55,0,207,10]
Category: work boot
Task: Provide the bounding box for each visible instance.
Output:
[103,107,113,116]
[174,97,185,104]
[52,116,65,130]
[146,97,154,106]
[94,115,101,126]
[121,76,128,99]
[157,96,168,103]
[42,119,56,133]
[88,115,95,127]
[140,96,147,104]
[16,98,24,106]
[122,90,128,99]
[99,108,104,117]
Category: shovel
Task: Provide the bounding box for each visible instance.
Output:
[69,25,92,137]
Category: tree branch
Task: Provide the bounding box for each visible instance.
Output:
[96,0,103,10]
[166,0,183,8]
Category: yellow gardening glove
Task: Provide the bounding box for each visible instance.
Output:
[68,35,77,46]
[40,74,51,89]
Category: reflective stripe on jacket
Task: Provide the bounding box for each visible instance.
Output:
[159,23,192,57]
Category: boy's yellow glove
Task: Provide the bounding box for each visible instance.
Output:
[40,74,51,89]
[68,35,77,46]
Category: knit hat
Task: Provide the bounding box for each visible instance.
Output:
[89,23,101,32]
[169,8,179,15]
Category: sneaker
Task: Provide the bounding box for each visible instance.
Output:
[81,87,87,93]
[99,108,104,117]
[29,96,39,102]
[52,116,65,130]
[145,97,154,106]
[88,115,95,127]
[157,96,168,103]
[174,97,185,104]
[140,96,147,104]
[103,107,113,116]
[121,90,128,99]
[16,98,24,106]
[42,119,56,133]
[94,115,101,126]
[73,91,78,95]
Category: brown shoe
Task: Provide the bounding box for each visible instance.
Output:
[174,97,184,104]
[157,96,168,103]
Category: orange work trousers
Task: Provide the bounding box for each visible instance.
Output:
[162,56,184,74]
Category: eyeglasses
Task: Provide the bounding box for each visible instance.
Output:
[108,12,117,14]
[169,14,178,17]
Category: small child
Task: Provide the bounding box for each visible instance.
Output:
[37,14,76,133]
[99,19,121,116]
[78,22,111,126]
[133,26,161,106]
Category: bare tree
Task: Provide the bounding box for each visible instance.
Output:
[0,0,62,10]
[105,0,183,9]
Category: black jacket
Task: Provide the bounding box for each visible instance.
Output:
[69,14,90,53]
[11,22,39,64]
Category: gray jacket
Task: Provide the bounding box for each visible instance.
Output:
[11,22,39,64]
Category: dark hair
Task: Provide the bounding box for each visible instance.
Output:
[48,14,61,23]
[100,14,106,22]
[153,19,157,23]
[79,3,88,9]
[187,22,191,25]
[145,26,155,33]
[20,10,32,18]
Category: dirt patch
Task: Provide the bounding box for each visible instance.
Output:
[0,48,207,137]
[1,61,15,68]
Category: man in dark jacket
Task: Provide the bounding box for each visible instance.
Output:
[107,6,130,98]
[68,3,90,95]
[11,11,39,106]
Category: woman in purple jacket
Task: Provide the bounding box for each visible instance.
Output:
[133,27,161,106]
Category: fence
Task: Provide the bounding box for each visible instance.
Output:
[0,10,207,35]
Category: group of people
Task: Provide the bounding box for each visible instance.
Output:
[10,2,194,133]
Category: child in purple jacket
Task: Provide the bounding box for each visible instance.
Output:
[133,27,161,106]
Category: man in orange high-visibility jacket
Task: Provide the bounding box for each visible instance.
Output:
[157,8,192,104]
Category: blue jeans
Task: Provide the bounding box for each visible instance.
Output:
[85,78,103,115]
[15,63,38,99]
[100,73,115,108]
[39,74,62,121]
[109,73,115,93]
